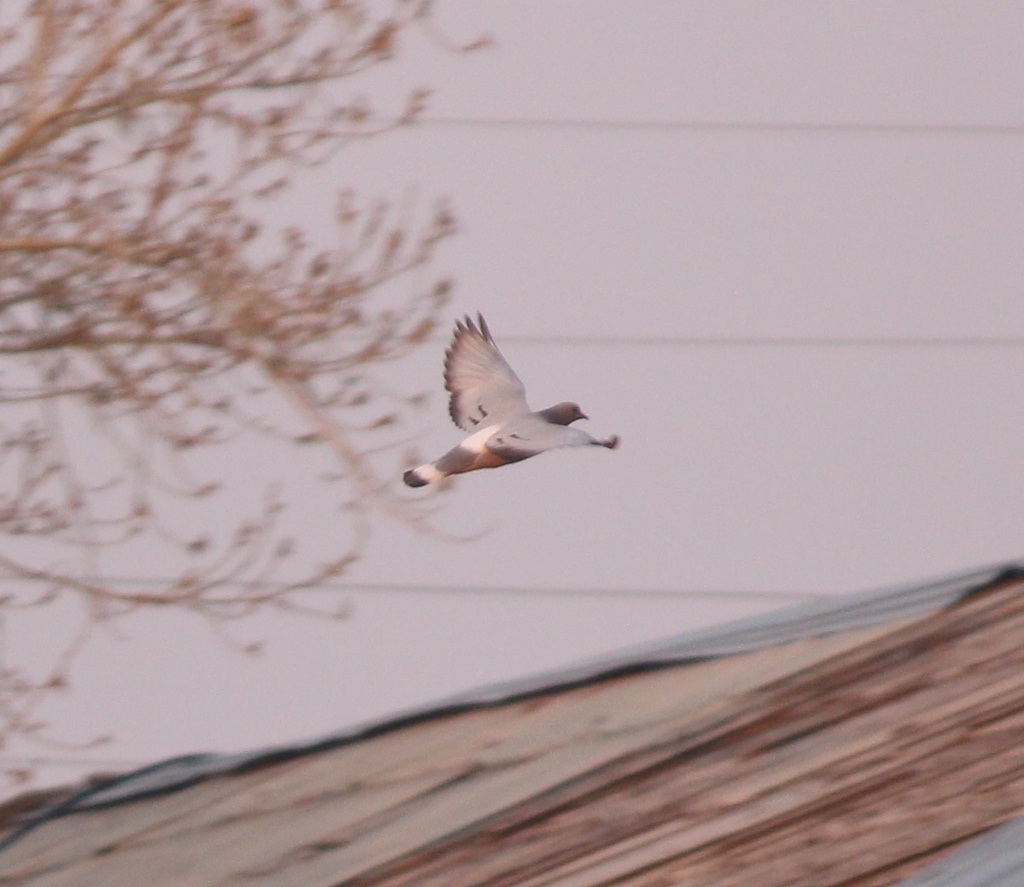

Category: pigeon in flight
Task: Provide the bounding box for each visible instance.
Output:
[403,314,619,487]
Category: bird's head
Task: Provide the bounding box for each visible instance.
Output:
[539,401,588,425]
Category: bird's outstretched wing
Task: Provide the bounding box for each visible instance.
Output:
[485,416,610,462]
[444,314,529,431]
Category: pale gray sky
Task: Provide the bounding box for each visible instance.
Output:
[8,1,1024,792]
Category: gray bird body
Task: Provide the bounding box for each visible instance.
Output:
[403,315,618,487]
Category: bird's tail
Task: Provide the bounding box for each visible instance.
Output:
[402,462,445,487]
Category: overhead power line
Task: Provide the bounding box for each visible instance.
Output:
[318,582,829,604]
[329,331,1024,349]
[476,334,1024,349]
[2,756,147,770]
[4,573,830,604]
[415,115,1024,137]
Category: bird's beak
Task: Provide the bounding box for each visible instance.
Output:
[579,411,589,421]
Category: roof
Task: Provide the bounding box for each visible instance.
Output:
[2,561,1024,886]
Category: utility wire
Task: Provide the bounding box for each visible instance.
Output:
[4,573,831,604]
[331,582,829,603]
[327,331,1024,349]
[2,756,146,769]
[414,115,1024,137]
[455,334,1024,349]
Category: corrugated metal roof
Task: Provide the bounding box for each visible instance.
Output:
[1,561,1020,838]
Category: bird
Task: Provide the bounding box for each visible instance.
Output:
[403,314,619,487]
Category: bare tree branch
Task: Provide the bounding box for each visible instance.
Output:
[0,0,481,774]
